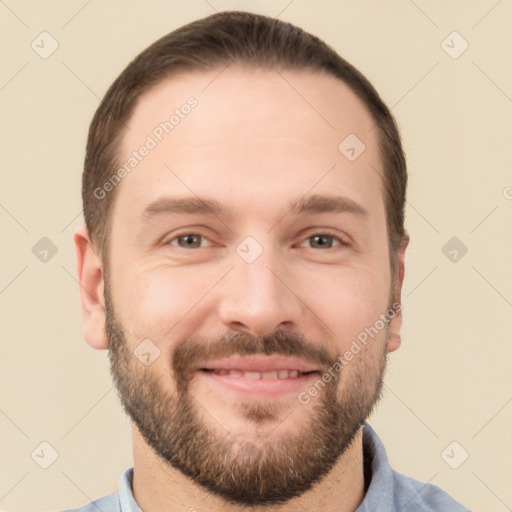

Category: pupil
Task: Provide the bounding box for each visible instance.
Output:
[180,235,200,248]
[312,235,331,248]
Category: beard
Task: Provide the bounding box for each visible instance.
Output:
[105,285,389,507]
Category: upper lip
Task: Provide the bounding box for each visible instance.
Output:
[199,355,319,373]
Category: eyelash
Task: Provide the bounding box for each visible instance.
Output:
[165,232,349,250]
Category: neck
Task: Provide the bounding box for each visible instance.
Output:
[131,425,366,512]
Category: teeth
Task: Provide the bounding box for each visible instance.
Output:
[213,369,308,379]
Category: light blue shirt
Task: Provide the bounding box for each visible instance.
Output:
[62,423,472,511]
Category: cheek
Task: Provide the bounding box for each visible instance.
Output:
[305,266,390,349]
[115,266,218,341]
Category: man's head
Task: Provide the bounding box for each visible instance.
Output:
[75,11,409,507]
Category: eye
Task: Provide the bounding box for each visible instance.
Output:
[168,234,212,249]
[165,232,347,250]
[298,233,346,249]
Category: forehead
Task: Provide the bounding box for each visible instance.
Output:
[114,66,383,225]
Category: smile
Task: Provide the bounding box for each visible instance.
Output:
[195,355,321,399]
[201,368,317,379]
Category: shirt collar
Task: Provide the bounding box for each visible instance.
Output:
[118,465,141,512]
[355,422,394,511]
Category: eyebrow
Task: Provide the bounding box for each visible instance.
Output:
[140,193,368,223]
[289,194,368,218]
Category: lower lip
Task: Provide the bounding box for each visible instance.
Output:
[196,370,320,399]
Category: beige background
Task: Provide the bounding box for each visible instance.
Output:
[1,1,511,511]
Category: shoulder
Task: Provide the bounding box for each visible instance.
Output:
[360,424,472,512]
[59,493,119,512]
[391,470,472,512]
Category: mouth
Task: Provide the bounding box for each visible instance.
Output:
[201,368,317,379]
[195,355,321,399]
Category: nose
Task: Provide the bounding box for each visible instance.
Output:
[217,251,304,337]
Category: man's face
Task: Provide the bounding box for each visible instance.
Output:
[103,66,403,505]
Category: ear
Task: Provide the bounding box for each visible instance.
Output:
[387,233,409,353]
[74,225,107,350]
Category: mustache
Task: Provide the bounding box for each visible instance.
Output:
[172,329,338,380]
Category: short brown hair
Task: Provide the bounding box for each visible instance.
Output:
[83,11,407,268]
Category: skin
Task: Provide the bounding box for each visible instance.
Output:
[75,66,408,511]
